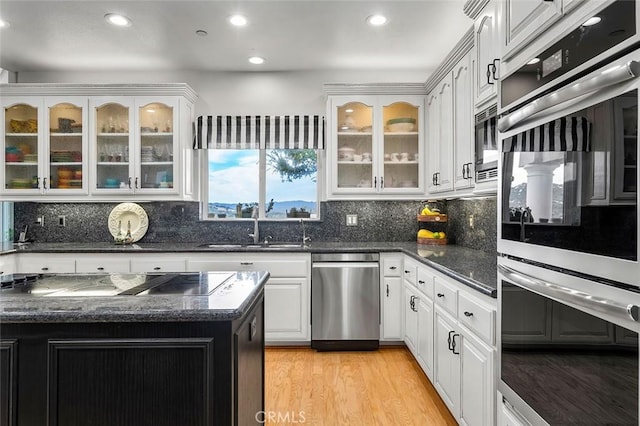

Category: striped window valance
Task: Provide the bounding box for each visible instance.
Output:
[503,116,591,152]
[193,115,324,150]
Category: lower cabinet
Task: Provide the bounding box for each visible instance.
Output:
[186,253,311,343]
[0,253,16,275]
[380,253,404,341]
[15,253,75,273]
[404,254,497,426]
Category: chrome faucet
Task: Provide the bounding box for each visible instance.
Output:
[248,206,260,244]
[520,206,531,242]
[300,219,311,246]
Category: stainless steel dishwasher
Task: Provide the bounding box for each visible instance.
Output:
[311,252,380,351]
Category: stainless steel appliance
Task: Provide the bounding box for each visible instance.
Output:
[498,257,639,425]
[474,104,498,184]
[311,253,379,351]
[497,5,640,424]
[498,50,639,286]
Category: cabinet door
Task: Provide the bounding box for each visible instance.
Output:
[330,96,377,194]
[416,297,434,380]
[460,331,494,426]
[264,277,309,342]
[45,98,89,195]
[453,53,474,191]
[503,0,562,60]
[91,97,135,193]
[381,276,403,340]
[381,96,424,193]
[135,98,180,194]
[426,91,441,194]
[434,309,460,418]
[404,285,418,354]
[2,97,44,195]
[474,0,498,108]
[235,301,265,426]
[429,76,453,193]
[0,254,16,275]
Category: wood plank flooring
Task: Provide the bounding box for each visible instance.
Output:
[265,346,457,425]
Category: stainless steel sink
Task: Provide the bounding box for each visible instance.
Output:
[201,244,243,248]
[200,243,303,249]
[266,244,303,248]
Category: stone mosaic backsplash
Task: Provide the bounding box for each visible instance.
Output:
[13,198,496,251]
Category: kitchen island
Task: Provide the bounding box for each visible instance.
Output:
[0,271,268,426]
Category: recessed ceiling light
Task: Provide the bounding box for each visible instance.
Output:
[104,13,132,27]
[248,56,265,65]
[582,16,601,27]
[367,14,388,26]
[195,29,208,36]
[527,57,540,65]
[0,19,9,29]
[229,14,248,27]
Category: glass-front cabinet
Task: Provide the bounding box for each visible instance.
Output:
[327,90,425,198]
[91,97,178,195]
[2,97,88,195]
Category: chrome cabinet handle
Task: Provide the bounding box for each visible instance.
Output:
[499,264,640,323]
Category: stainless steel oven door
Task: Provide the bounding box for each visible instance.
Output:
[498,48,640,287]
[497,256,640,425]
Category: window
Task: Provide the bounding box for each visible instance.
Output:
[196,115,323,220]
[204,149,319,220]
[1,202,13,243]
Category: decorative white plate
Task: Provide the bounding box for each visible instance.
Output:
[108,202,149,243]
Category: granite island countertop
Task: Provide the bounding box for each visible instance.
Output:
[3,241,497,297]
[0,270,269,323]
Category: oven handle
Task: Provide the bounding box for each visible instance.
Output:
[498,60,640,132]
[498,264,639,323]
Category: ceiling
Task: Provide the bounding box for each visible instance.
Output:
[0,0,473,74]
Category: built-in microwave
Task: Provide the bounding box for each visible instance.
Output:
[474,104,498,183]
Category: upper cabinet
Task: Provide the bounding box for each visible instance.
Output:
[0,84,197,201]
[472,0,499,110]
[324,85,426,199]
[502,0,562,61]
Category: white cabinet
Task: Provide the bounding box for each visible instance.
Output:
[427,77,454,193]
[380,253,403,341]
[0,253,16,275]
[74,254,130,273]
[16,253,75,273]
[130,254,186,272]
[498,394,529,426]
[186,252,310,343]
[426,51,474,195]
[502,0,562,61]
[434,309,461,416]
[452,53,475,191]
[324,85,426,199]
[404,284,419,354]
[473,0,499,109]
[416,295,434,380]
[0,84,197,201]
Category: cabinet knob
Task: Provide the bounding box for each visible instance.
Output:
[418,280,425,285]
[41,267,49,271]
[240,262,254,266]
[153,267,161,271]
[404,270,410,274]
[464,311,473,317]
[97,267,105,271]
[389,266,397,270]
[437,293,444,298]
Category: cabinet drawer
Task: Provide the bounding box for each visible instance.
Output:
[76,258,130,273]
[17,254,76,273]
[434,278,457,317]
[187,258,307,278]
[130,258,186,273]
[382,257,402,277]
[458,292,495,345]
[416,267,434,300]
[403,261,417,285]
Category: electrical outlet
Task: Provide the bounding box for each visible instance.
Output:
[469,214,474,229]
[346,214,358,226]
[35,216,44,227]
[58,215,66,227]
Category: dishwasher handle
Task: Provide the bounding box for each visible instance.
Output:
[312,262,379,269]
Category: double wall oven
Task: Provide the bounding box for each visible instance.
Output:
[497,1,640,424]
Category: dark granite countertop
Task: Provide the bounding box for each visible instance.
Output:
[0,271,268,323]
[3,241,497,297]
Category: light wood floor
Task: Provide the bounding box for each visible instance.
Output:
[265,346,457,425]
